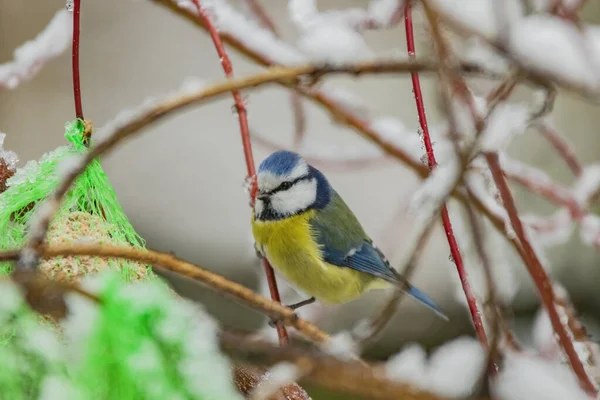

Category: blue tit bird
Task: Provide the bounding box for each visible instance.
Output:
[251,150,448,320]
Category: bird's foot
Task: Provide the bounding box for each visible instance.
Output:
[268,297,315,328]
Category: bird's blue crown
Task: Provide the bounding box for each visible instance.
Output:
[258,150,302,177]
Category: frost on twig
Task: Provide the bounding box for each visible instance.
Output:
[0,132,18,193]
[532,283,600,387]
[0,10,72,90]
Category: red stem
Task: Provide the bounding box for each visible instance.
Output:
[404,2,488,346]
[486,153,597,395]
[538,124,583,177]
[191,0,288,345]
[71,0,84,120]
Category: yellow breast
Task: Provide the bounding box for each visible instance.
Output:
[251,210,379,304]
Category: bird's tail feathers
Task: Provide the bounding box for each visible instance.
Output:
[405,284,449,321]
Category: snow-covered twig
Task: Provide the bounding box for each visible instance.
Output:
[0,10,72,90]
[536,121,583,177]
[420,1,488,347]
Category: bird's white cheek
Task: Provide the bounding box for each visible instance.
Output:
[271,179,317,216]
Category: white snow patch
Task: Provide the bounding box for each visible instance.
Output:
[479,103,530,152]
[0,10,72,90]
[492,352,589,400]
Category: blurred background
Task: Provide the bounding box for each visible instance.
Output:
[1,0,599,363]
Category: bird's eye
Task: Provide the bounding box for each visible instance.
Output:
[279,181,292,190]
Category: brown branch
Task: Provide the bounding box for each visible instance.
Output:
[30,244,330,344]
[220,331,481,400]
[233,363,312,400]
[486,153,597,395]
[537,122,583,177]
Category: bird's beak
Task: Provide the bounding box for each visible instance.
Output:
[256,192,268,201]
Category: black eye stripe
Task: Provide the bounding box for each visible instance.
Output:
[266,175,309,195]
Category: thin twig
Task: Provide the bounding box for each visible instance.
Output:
[463,193,501,375]
[71,0,84,120]
[412,0,487,346]
[355,218,438,347]
[536,122,583,177]
[486,153,597,395]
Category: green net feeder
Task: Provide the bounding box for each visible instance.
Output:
[0,120,150,281]
[0,272,243,400]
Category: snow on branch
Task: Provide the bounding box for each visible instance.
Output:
[0,10,72,90]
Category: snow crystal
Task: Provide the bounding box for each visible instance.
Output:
[492,352,589,400]
[449,95,487,139]
[479,103,530,152]
[428,337,485,397]
[0,132,19,170]
[321,331,358,361]
[321,83,371,120]
[451,207,520,307]
[385,343,428,387]
[179,77,206,96]
[581,215,600,246]
[428,0,524,39]
[7,159,41,187]
[462,38,510,75]
[250,362,302,400]
[370,117,423,162]
[508,15,600,90]
[523,210,575,247]
[38,375,81,400]
[0,279,24,316]
[408,153,461,220]
[288,0,318,30]
[297,22,374,65]
[386,337,485,398]
[178,0,307,65]
[0,10,72,90]
[367,0,405,27]
[572,164,600,205]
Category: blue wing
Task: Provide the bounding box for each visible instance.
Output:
[310,192,447,320]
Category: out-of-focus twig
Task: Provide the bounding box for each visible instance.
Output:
[536,122,583,177]
[463,194,501,375]
[486,153,598,395]
[417,0,488,346]
[220,331,478,400]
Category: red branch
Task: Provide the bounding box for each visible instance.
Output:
[191,0,289,345]
[404,2,488,346]
[538,123,583,177]
[486,153,597,395]
[71,0,84,120]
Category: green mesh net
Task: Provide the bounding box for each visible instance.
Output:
[0,120,150,281]
[0,272,243,400]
